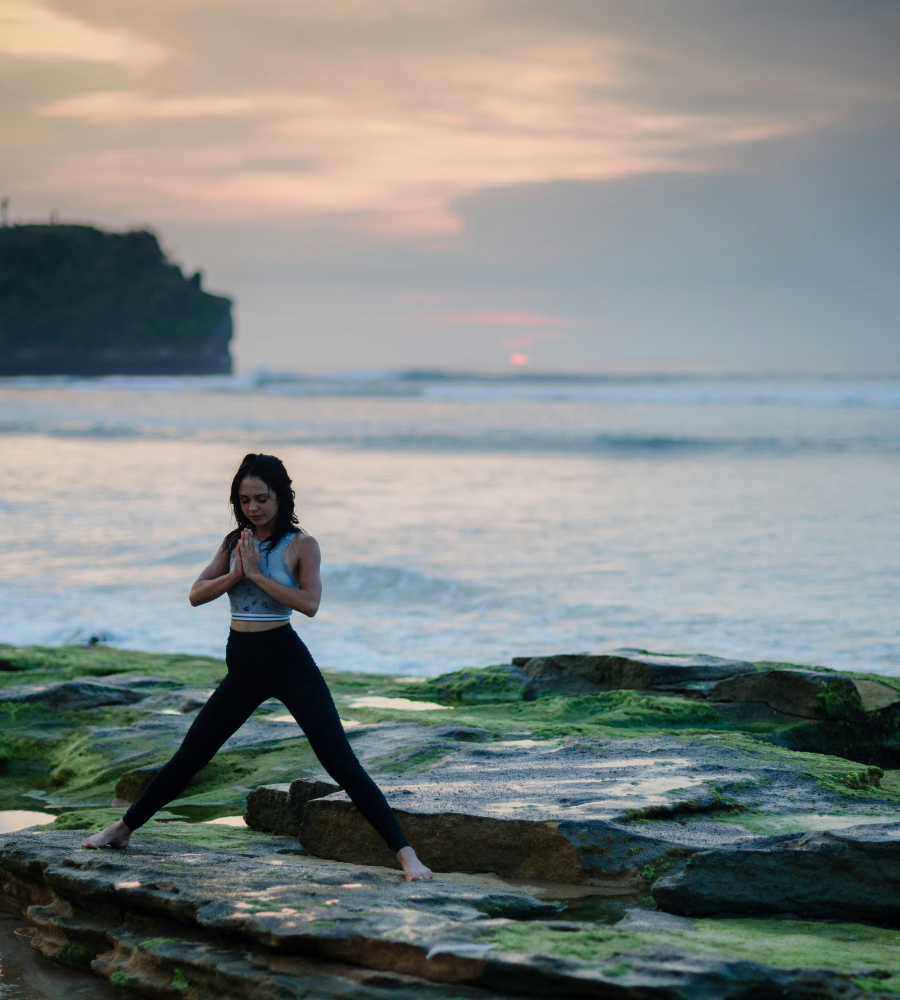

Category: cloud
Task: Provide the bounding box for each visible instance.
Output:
[0,0,165,70]
[40,91,269,123]
[12,1,888,236]
[30,63,832,235]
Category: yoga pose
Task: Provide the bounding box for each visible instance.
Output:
[85,453,433,881]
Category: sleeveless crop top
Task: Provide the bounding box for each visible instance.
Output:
[228,531,299,621]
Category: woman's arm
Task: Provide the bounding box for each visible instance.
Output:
[189,543,243,607]
[239,530,322,617]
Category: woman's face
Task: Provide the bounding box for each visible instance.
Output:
[238,476,279,531]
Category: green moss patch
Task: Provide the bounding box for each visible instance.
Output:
[0,643,224,690]
[109,971,133,991]
[489,916,900,984]
[46,808,180,831]
[411,664,528,703]
[334,688,735,739]
[42,811,297,850]
[689,918,900,977]
[369,743,455,774]
[140,821,296,851]
[706,733,894,802]
[854,974,900,994]
[56,941,97,969]
[46,807,121,831]
[0,758,52,811]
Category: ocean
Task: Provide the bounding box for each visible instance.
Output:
[0,370,898,676]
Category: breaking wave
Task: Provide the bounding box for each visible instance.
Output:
[2,370,900,408]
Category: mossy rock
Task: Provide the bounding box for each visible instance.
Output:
[413,663,529,703]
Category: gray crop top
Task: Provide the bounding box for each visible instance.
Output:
[228,531,299,621]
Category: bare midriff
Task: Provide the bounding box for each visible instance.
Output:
[229,619,291,632]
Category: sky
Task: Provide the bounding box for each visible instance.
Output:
[1,0,898,372]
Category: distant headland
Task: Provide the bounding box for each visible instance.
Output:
[0,223,232,376]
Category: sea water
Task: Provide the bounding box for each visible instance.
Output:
[0,371,897,676]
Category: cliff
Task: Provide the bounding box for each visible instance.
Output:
[0,224,233,376]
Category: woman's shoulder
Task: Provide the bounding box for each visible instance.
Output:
[288,528,319,551]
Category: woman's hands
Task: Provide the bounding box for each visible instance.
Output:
[238,527,261,581]
[232,540,244,580]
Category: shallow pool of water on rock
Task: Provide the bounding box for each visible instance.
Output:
[557,895,657,924]
[0,812,55,835]
[496,875,656,924]
[0,914,134,1000]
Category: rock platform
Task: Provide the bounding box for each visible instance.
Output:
[2,830,897,1000]
[246,730,898,910]
[4,642,900,997]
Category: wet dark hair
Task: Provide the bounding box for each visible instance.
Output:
[223,453,300,554]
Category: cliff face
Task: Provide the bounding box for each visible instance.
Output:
[0,224,233,376]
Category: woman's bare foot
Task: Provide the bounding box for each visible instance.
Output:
[397,846,432,881]
[83,819,132,850]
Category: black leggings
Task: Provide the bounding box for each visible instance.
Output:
[122,625,409,853]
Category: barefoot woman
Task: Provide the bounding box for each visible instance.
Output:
[85,453,432,881]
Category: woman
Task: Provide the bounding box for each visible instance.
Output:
[85,453,433,881]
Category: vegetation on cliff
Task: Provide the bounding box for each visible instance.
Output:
[0,224,232,375]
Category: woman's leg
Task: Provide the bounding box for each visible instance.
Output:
[84,670,267,848]
[122,673,266,830]
[273,637,412,855]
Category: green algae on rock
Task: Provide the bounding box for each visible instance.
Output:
[412,649,900,768]
[417,650,758,703]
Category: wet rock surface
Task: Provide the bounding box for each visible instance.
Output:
[423,649,759,703]
[286,733,895,890]
[4,642,900,998]
[853,679,900,713]
[2,830,895,1000]
[652,822,900,922]
[519,650,758,698]
[708,670,864,720]
[0,679,148,710]
[245,777,342,836]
